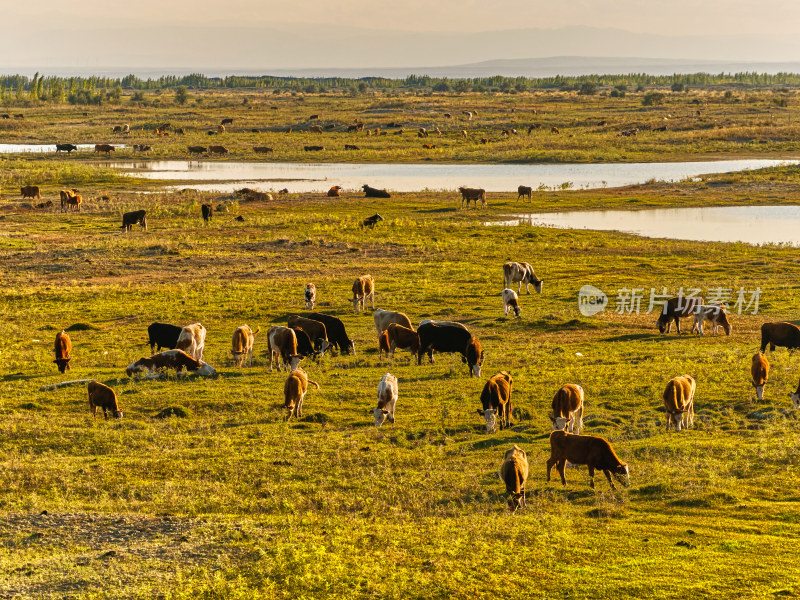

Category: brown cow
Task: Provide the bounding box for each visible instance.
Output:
[253,146,274,154]
[373,309,413,334]
[94,144,115,154]
[551,384,584,433]
[287,315,330,353]
[188,145,207,154]
[231,325,261,367]
[284,367,319,420]
[546,430,629,490]
[760,321,800,352]
[458,187,486,209]
[21,185,40,200]
[751,352,769,401]
[176,323,206,362]
[88,380,123,419]
[60,189,82,212]
[478,371,513,433]
[327,186,342,197]
[208,145,229,155]
[378,330,391,359]
[309,125,323,133]
[352,275,375,312]
[304,283,317,310]
[385,323,420,359]
[663,375,695,431]
[657,296,704,334]
[54,330,72,373]
[517,185,532,200]
[500,445,528,513]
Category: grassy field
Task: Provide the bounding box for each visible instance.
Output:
[1,163,800,598]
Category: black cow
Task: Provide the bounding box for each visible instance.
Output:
[362,214,384,228]
[201,203,213,222]
[306,313,355,355]
[290,326,317,358]
[121,210,147,232]
[56,143,78,154]
[362,184,391,198]
[417,320,484,377]
[147,322,183,354]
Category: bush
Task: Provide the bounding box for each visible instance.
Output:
[671,82,686,92]
[610,89,625,98]
[578,82,597,96]
[642,92,666,106]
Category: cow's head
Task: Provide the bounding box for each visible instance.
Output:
[513,305,521,318]
[477,408,497,433]
[532,279,544,294]
[112,410,124,419]
[667,410,685,432]
[53,357,71,374]
[791,391,800,410]
[318,340,331,354]
[196,362,218,378]
[656,316,669,334]
[752,380,766,401]
[507,492,525,513]
[288,355,304,371]
[372,407,390,427]
[125,360,147,377]
[613,463,630,487]
[347,341,356,356]
[722,321,732,335]
[551,415,571,431]
[470,350,485,378]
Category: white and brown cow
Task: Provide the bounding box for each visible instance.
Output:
[284,367,319,420]
[502,288,521,317]
[231,325,260,367]
[373,309,413,334]
[751,352,769,401]
[267,326,304,372]
[663,375,696,431]
[692,304,732,336]
[373,372,399,427]
[500,445,528,512]
[551,384,584,434]
[503,262,543,295]
[352,275,375,312]
[657,296,704,334]
[304,283,317,309]
[88,380,123,419]
[478,371,513,433]
[176,323,206,362]
[125,349,217,378]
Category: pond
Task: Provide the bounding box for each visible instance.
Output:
[499,205,800,245]
[103,158,796,193]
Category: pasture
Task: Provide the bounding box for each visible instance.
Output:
[1,169,800,598]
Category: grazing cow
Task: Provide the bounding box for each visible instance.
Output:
[94,144,115,154]
[287,315,330,354]
[201,204,213,222]
[373,309,414,334]
[478,371,513,432]
[751,352,769,401]
[517,185,532,200]
[290,327,318,358]
[503,261,543,295]
[112,125,122,133]
[692,304,732,336]
[352,275,375,312]
[422,143,437,149]
[344,144,360,150]
[231,325,260,367]
[304,145,325,151]
[418,127,428,137]
[378,330,391,359]
[176,323,206,362]
[458,186,486,209]
[21,185,40,200]
[267,326,304,372]
[362,184,391,198]
[307,312,355,355]
[327,186,342,197]
[121,210,147,232]
[500,445,528,513]
[551,384,584,433]
[551,126,560,134]
[373,373,399,427]
[56,143,78,154]
[88,380,123,419]
[463,111,473,120]
[60,189,82,212]
[133,144,152,153]
[304,283,317,309]
[147,322,182,354]
[502,288,521,317]
[444,112,452,118]
[657,296,704,334]
[253,146,274,154]
[324,124,335,130]
[284,367,319,420]
[217,125,226,134]
[527,124,542,134]
[362,214,384,228]
[462,130,468,138]
[54,330,72,373]
[125,349,217,378]
[480,137,489,144]
[188,145,207,154]
[417,320,484,377]
[175,128,185,135]
[760,321,800,352]
[385,323,420,359]
[208,145,229,155]
[547,430,629,490]
[663,375,696,431]
[221,118,234,125]
[309,125,323,133]
[792,379,800,409]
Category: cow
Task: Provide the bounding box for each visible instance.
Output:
[751,352,769,401]
[290,327,317,358]
[760,322,800,352]
[36,200,53,209]
[517,185,532,200]
[60,189,82,212]
[692,305,732,336]
[88,380,123,419]
[362,184,391,198]
[133,144,152,153]
[385,323,420,359]
[20,185,40,200]
[378,330,391,359]
[54,330,72,373]
[422,143,437,149]
[304,283,317,309]
[304,145,325,151]
[500,445,528,513]
[344,144,360,150]
[307,312,355,355]
[125,349,217,378]
[267,326,304,372]
[373,373,399,427]
[94,144,115,155]
[792,379,800,409]
[176,323,206,362]
[481,137,489,144]
[284,367,319,420]
[462,130,468,138]
[503,261,543,295]
[551,384,584,434]
[147,322,182,354]
[217,125,226,134]
[287,315,330,354]
[201,204,213,222]
[417,320,484,377]
[362,214,384,228]
[309,125,323,133]
[208,145,229,155]
[546,430,629,490]
[551,126,560,134]
[663,375,696,432]
[463,111,473,120]
[327,186,342,197]
[657,296,704,334]
[352,275,375,312]
[121,210,147,232]
[231,325,260,367]
[253,146,274,154]
[221,118,234,125]
[308,114,319,121]
[373,309,413,334]
[502,288,521,317]
[188,145,207,154]
[55,143,78,154]
[478,371,513,433]
[458,187,486,209]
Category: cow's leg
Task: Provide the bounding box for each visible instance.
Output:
[297,393,304,419]
[674,317,681,334]
[588,466,596,488]
[546,457,556,482]
[603,469,616,490]
[370,292,375,310]
[557,459,567,486]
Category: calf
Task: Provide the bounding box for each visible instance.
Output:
[502,288,521,317]
[546,430,629,490]
[147,322,182,354]
[373,309,414,334]
[503,261,543,295]
[551,384,584,434]
[267,326,304,371]
[176,323,206,362]
[663,375,696,431]
[657,296,704,334]
[692,304,732,335]
[458,186,486,209]
[304,283,317,309]
[352,275,375,312]
[500,445,528,513]
[373,373,399,427]
[306,312,356,355]
[478,371,513,432]
[121,210,147,232]
[760,321,800,352]
[751,352,769,401]
[517,185,532,200]
[88,380,123,419]
[125,349,217,377]
[386,323,420,359]
[287,315,330,353]
[60,189,82,212]
[362,184,391,198]
[284,367,319,420]
[362,214,384,228]
[201,204,213,222]
[231,325,260,367]
[54,330,72,373]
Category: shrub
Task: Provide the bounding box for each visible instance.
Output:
[642,92,666,106]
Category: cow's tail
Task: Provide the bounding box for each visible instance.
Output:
[253,326,261,336]
[307,379,320,390]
